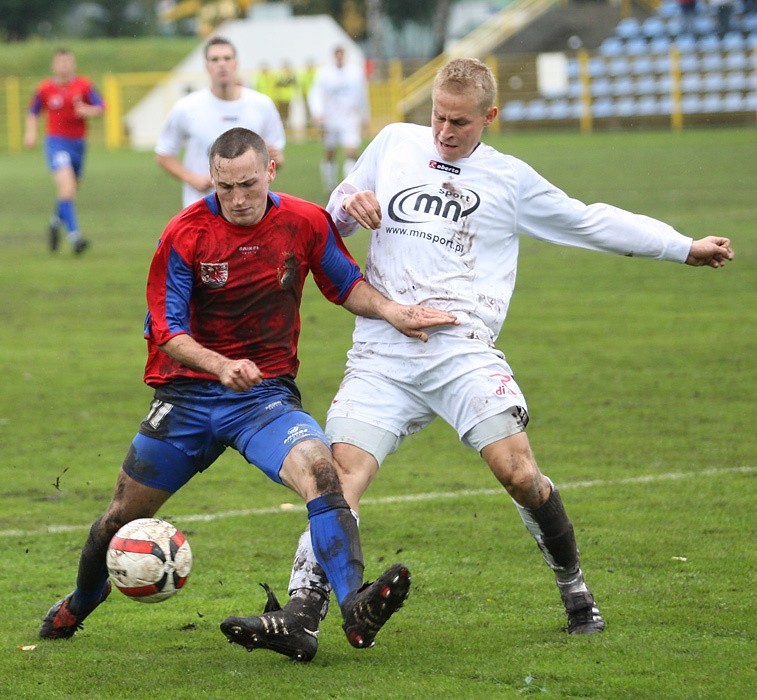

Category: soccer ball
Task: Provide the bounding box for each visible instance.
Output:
[106,518,192,603]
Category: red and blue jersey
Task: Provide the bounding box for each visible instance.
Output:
[143,192,363,387]
[28,76,104,139]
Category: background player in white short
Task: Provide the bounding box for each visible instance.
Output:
[307,46,370,192]
[155,36,286,208]
[232,58,734,661]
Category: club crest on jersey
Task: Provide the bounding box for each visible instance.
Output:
[200,262,228,288]
[429,160,461,175]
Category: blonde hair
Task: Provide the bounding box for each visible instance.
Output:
[433,58,497,114]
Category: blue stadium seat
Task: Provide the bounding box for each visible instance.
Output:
[588,56,607,77]
[616,17,641,39]
[502,100,526,121]
[724,51,749,71]
[700,52,724,72]
[722,32,746,52]
[632,55,654,75]
[567,58,580,78]
[608,57,631,76]
[674,34,697,52]
[658,95,674,114]
[724,71,749,91]
[642,16,667,39]
[636,95,659,115]
[702,72,724,92]
[746,33,757,51]
[625,37,649,55]
[592,98,615,117]
[701,93,724,112]
[680,73,702,92]
[613,76,635,96]
[658,0,680,18]
[657,75,674,94]
[635,75,658,95]
[744,15,757,33]
[525,100,549,120]
[698,34,721,53]
[744,93,757,111]
[547,99,572,119]
[681,93,703,113]
[600,36,625,56]
[723,92,747,112]
[692,15,716,36]
[649,35,672,54]
[615,96,637,116]
[679,52,700,72]
[591,78,612,97]
[654,54,672,73]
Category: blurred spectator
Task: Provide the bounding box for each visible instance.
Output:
[709,0,734,36]
[678,0,698,34]
[273,61,299,127]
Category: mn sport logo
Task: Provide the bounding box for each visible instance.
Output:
[388,184,480,224]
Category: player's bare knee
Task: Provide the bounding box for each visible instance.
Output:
[311,457,343,495]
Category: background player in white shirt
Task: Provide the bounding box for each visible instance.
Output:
[307,46,370,192]
[155,37,286,208]
[226,58,734,661]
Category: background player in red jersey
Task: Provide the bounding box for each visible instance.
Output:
[24,48,104,254]
[39,127,457,660]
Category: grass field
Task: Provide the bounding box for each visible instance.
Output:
[0,127,755,699]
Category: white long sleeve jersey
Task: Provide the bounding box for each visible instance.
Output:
[328,123,693,346]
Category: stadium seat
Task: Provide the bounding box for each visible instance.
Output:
[600,36,625,56]
[743,15,757,33]
[722,32,746,52]
[723,92,747,111]
[525,100,549,119]
[744,93,757,110]
[567,81,583,98]
[632,55,654,75]
[650,36,672,54]
[588,56,607,77]
[592,98,615,117]
[591,78,612,97]
[615,96,637,116]
[616,17,641,39]
[703,72,724,92]
[547,99,572,119]
[502,100,526,121]
[724,51,749,71]
[692,15,716,36]
[679,52,700,72]
[625,37,649,55]
[636,75,658,95]
[666,17,684,36]
[654,54,672,73]
[658,0,680,18]
[642,16,667,39]
[658,95,674,114]
[698,34,721,53]
[657,75,674,95]
[674,34,697,52]
[608,57,630,76]
[701,93,724,112]
[613,76,635,96]
[681,93,703,113]
[701,52,724,72]
[680,73,702,92]
[636,95,659,115]
[724,71,749,91]
[567,58,580,78]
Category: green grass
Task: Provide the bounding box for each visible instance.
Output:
[1,127,755,699]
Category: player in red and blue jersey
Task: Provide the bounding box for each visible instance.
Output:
[39,128,457,659]
[24,48,104,254]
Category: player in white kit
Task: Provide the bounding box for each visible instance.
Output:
[307,46,370,191]
[224,58,734,661]
[155,37,286,208]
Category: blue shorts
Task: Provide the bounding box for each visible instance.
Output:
[45,136,85,177]
[122,377,328,492]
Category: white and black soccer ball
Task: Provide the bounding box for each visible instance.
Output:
[106,518,192,603]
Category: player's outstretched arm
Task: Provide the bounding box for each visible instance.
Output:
[343,281,458,342]
[685,236,734,268]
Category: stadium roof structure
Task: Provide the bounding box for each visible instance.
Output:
[125,14,363,149]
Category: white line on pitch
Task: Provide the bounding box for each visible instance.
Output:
[1,465,753,539]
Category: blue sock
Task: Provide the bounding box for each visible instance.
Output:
[57,199,80,238]
[71,578,109,613]
[307,493,364,606]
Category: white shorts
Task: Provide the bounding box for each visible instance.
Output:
[322,115,361,150]
[325,334,529,463]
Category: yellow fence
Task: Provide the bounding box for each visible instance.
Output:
[3,48,754,154]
